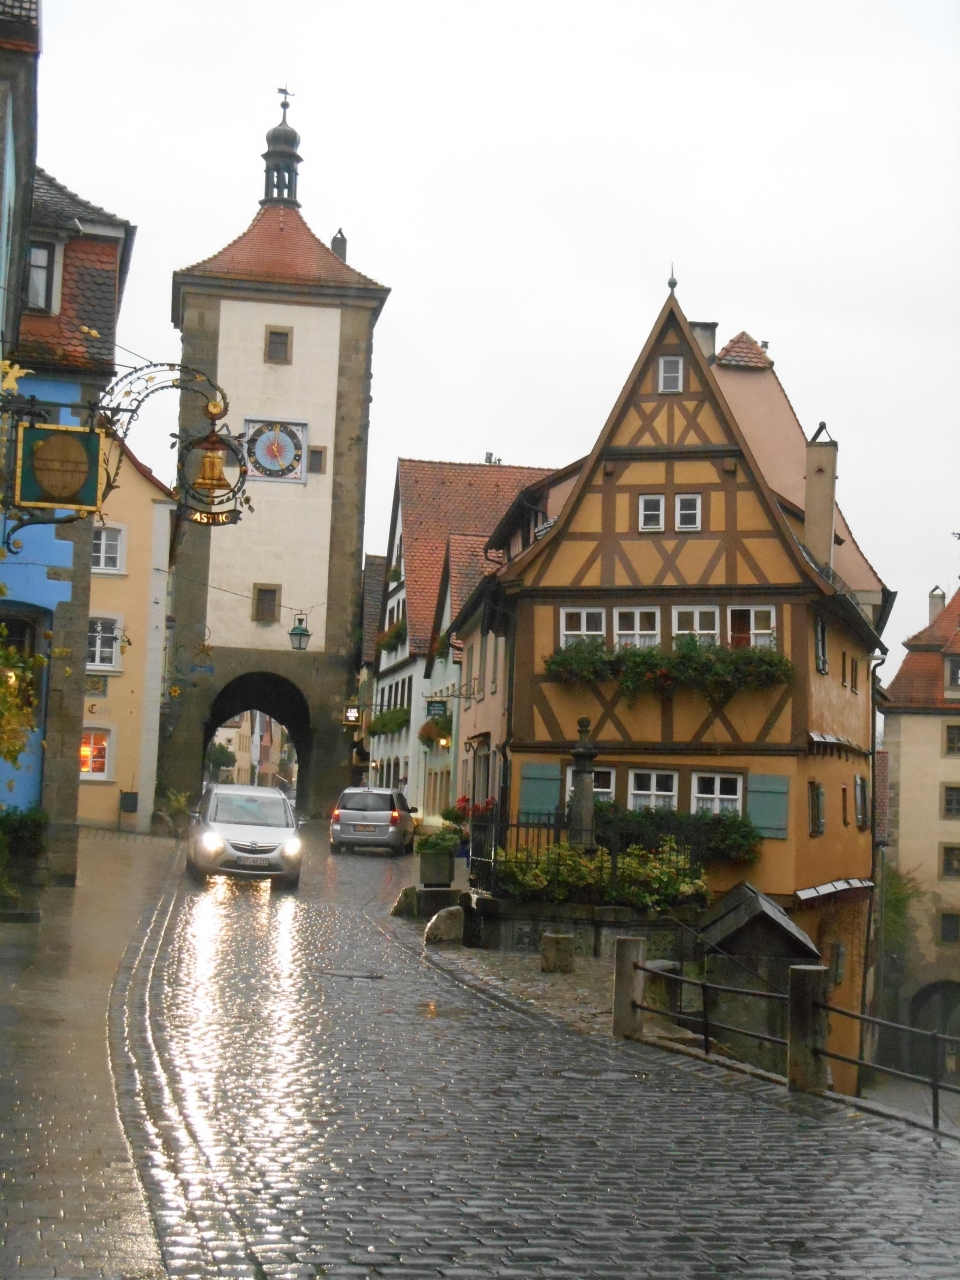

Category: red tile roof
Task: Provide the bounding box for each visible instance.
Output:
[884,586,960,710]
[398,460,552,655]
[180,204,383,290]
[715,331,773,369]
[448,534,494,620]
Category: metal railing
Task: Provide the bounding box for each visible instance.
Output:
[814,1001,960,1131]
[633,962,787,1058]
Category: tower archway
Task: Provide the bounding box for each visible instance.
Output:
[909,981,960,1080]
[206,673,312,811]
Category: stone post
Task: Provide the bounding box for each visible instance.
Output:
[788,964,831,1093]
[569,716,598,847]
[612,937,645,1039]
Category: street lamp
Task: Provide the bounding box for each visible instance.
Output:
[288,614,311,651]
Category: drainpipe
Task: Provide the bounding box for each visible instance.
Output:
[858,650,887,1086]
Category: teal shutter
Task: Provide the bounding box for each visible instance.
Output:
[518,763,562,819]
[746,774,790,839]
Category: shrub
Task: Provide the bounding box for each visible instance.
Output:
[594,801,761,865]
[205,742,236,771]
[440,795,470,826]
[416,826,462,856]
[0,805,47,859]
[376,618,407,654]
[368,706,411,737]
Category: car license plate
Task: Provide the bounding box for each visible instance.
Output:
[355,823,376,832]
[240,856,269,868]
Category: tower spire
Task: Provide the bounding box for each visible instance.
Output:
[261,90,302,208]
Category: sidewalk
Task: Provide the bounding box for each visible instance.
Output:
[0,829,176,1279]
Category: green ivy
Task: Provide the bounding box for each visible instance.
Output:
[368,706,411,737]
[544,635,792,706]
[376,617,407,654]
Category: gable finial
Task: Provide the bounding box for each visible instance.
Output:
[668,263,677,294]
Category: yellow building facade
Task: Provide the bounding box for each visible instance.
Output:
[78,444,175,832]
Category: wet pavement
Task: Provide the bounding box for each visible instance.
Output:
[3,827,960,1278]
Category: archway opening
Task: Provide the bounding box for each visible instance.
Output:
[205,673,312,811]
[909,981,960,1080]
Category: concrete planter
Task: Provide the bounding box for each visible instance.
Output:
[419,851,455,888]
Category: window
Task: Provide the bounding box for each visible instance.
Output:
[640,495,665,531]
[808,781,826,835]
[87,618,118,668]
[841,652,847,687]
[942,847,960,878]
[615,608,659,650]
[675,494,701,532]
[945,787,960,818]
[673,606,718,646]
[465,644,474,706]
[27,241,54,311]
[490,634,499,694]
[693,772,742,815]
[252,585,280,624]
[264,326,293,364]
[815,617,828,674]
[307,447,326,474]
[949,658,960,689]
[854,775,869,830]
[842,785,849,826]
[940,913,960,945]
[630,770,677,812]
[658,355,683,393]
[91,527,121,571]
[561,608,605,647]
[851,658,859,694]
[565,766,614,804]
[477,633,488,699]
[80,729,108,776]
[729,607,775,650]
[947,726,960,755]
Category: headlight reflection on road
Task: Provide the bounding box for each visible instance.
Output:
[260,893,310,1144]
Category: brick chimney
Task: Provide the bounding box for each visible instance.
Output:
[804,424,838,568]
[929,586,946,623]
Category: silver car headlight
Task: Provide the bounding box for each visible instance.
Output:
[283,836,302,856]
[201,831,224,853]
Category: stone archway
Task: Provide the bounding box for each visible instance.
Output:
[206,673,312,812]
[909,981,960,1080]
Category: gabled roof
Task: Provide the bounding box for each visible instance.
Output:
[448,534,493,618]
[361,555,387,667]
[32,167,128,231]
[178,204,383,291]
[715,331,773,369]
[698,881,820,959]
[118,441,174,500]
[884,586,960,712]
[392,460,552,657]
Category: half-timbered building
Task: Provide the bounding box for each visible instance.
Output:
[456,292,893,1036]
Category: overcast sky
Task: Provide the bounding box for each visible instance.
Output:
[39,0,960,666]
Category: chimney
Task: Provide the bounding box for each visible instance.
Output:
[804,423,838,568]
[929,586,946,623]
[689,321,717,363]
[331,227,347,262]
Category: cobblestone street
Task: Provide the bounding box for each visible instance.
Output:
[3,830,960,1277]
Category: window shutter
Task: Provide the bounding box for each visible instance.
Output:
[746,774,790,839]
[817,784,826,834]
[518,763,562,820]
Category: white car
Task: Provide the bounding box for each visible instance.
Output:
[187,784,303,889]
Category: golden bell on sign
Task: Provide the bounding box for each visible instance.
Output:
[192,431,230,494]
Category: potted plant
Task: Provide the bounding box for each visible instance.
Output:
[417,825,460,887]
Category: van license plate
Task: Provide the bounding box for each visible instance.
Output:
[240,856,269,868]
[355,823,376,832]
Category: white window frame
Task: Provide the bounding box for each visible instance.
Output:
[630,769,678,812]
[675,493,702,532]
[87,616,121,670]
[639,494,665,532]
[658,355,683,394]
[80,725,114,781]
[91,524,126,574]
[615,607,660,651]
[692,772,743,815]
[565,765,615,805]
[560,607,606,648]
[727,605,776,650]
[672,605,719,646]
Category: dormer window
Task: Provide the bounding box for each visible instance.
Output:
[27,242,54,311]
[949,657,960,689]
[658,355,683,393]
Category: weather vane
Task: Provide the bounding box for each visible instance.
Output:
[277,85,294,115]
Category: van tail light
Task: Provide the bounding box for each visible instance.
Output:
[390,810,400,825]
[332,808,340,821]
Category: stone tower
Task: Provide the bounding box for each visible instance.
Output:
[160,100,389,813]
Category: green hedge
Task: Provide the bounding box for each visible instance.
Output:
[594,801,761,865]
[0,806,48,859]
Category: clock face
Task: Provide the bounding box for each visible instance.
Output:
[246,421,304,480]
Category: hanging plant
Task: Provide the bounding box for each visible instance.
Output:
[375,617,407,654]
[368,707,410,737]
[418,713,453,746]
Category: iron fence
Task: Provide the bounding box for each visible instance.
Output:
[633,962,788,1058]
